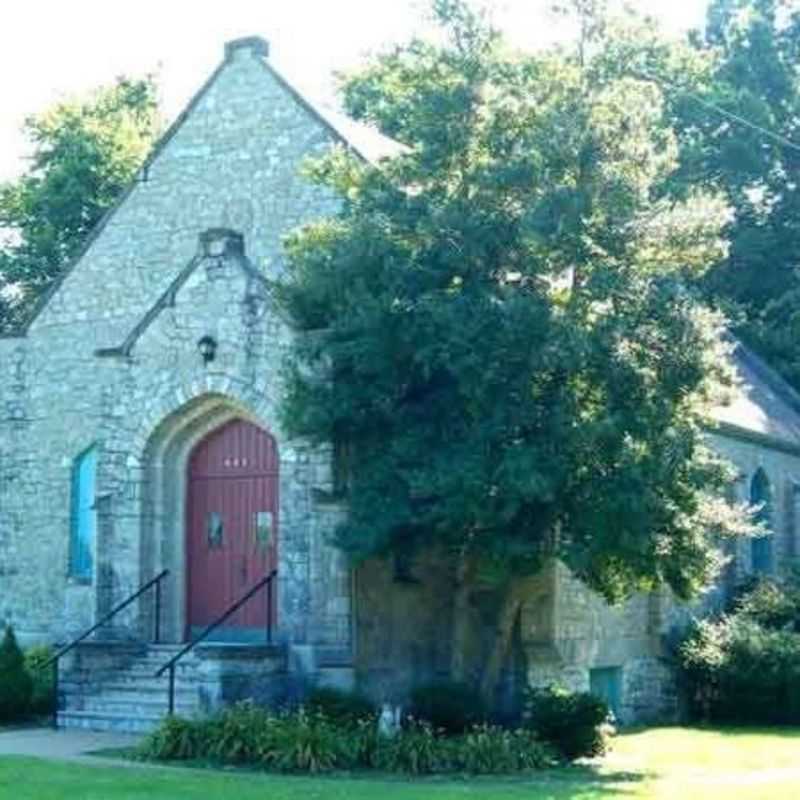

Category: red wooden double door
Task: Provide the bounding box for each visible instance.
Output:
[186,419,278,641]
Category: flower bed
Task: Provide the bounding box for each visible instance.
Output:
[138,702,557,775]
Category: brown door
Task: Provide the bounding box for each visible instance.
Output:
[186,419,278,641]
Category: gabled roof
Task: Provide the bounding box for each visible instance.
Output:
[13,35,404,337]
[712,341,800,454]
[8,38,800,460]
[257,43,407,164]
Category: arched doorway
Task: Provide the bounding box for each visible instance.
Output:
[186,418,279,641]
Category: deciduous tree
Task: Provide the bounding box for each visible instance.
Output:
[680,0,800,390]
[0,76,160,327]
[277,0,752,701]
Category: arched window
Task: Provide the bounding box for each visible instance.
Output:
[69,445,97,581]
[750,468,773,574]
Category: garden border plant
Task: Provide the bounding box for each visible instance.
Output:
[523,686,612,760]
[0,626,33,723]
[137,701,558,775]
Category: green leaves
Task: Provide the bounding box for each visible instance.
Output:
[679,1,800,392]
[0,626,33,722]
[279,0,750,605]
[680,572,800,724]
[0,75,160,326]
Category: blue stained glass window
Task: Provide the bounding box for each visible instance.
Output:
[69,446,97,581]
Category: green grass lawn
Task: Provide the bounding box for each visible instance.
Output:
[1,727,799,799]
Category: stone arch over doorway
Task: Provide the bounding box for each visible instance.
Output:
[140,393,277,642]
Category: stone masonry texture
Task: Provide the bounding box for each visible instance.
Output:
[0,40,349,661]
[1,36,800,724]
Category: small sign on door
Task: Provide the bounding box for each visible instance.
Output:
[207,512,224,549]
[254,511,274,547]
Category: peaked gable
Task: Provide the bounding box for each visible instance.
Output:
[23,36,400,347]
[713,342,800,453]
[95,228,277,358]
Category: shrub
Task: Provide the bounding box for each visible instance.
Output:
[139,702,554,775]
[681,614,800,724]
[205,702,271,763]
[735,576,800,631]
[350,716,381,767]
[304,687,375,725]
[452,724,556,774]
[262,709,356,773]
[139,704,356,773]
[409,680,486,734]
[0,626,33,722]
[524,686,610,760]
[375,720,441,774]
[679,573,800,725]
[24,645,55,716]
[138,715,210,761]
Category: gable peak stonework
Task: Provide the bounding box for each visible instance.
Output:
[224,36,270,61]
[200,228,245,258]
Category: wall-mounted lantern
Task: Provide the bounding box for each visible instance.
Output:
[197,335,217,364]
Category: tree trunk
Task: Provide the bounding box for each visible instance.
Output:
[450,550,476,683]
[479,577,528,704]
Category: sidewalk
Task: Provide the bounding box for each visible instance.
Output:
[0,726,141,763]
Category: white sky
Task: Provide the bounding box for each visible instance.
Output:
[0,0,708,182]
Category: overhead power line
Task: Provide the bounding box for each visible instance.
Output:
[636,70,800,157]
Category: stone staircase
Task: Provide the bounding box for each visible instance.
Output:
[58,641,287,733]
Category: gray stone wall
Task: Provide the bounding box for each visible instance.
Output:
[0,39,351,664]
[352,430,800,723]
[519,431,800,724]
[32,42,339,345]
[709,431,800,580]
[521,564,677,724]
[355,555,454,700]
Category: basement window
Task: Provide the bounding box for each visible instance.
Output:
[589,666,622,721]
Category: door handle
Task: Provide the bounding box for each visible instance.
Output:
[240,556,248,586]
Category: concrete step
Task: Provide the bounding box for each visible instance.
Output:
[63,691,197,709]
[59,681,199,699]
[64,670,203,688]
[63,666,201,682]
[59,641,288,732]
[58,709,166,734]
[61,680,199,697]
[62,681,198,698]
[63,697,199,717]
[64,648,186,663]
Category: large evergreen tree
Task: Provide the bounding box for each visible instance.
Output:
[278,0,753,699]
[0,76,160,327]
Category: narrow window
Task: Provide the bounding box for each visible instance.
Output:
[750,468,773,574]
[207,512,224,550]
[253,511,273,548]
[590,666,622,721]
[69,446,97,581]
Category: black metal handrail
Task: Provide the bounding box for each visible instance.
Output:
[155,569,277,714]
[42,568,170,727]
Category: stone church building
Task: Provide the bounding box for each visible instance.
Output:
[1,36,800,731]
